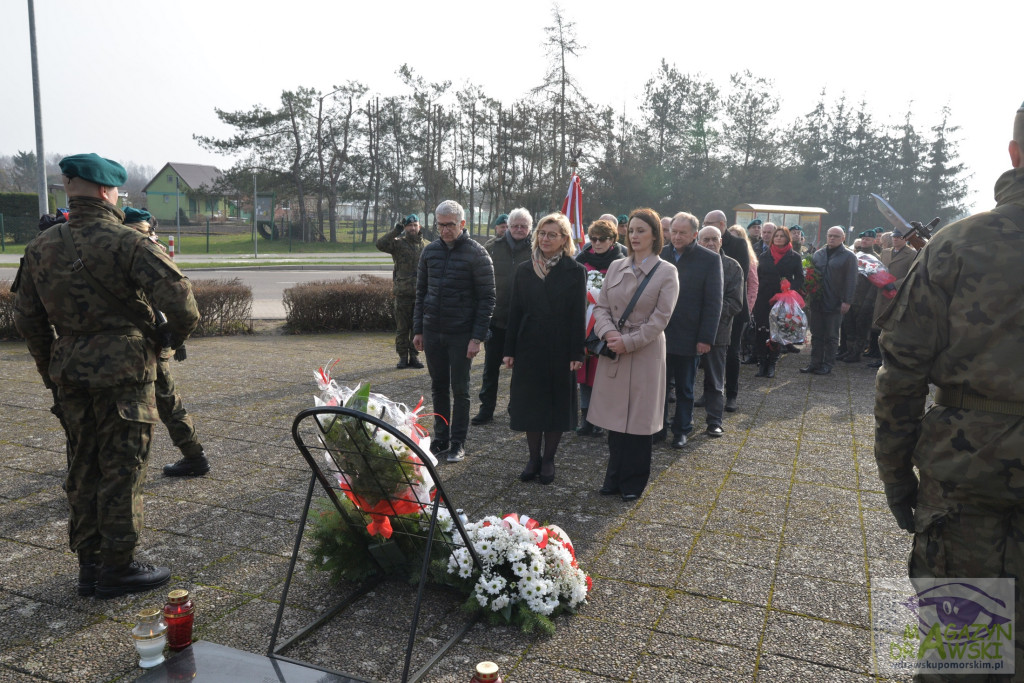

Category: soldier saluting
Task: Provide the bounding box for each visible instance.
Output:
[874,102,1024,669]
[377,214,428,369]
[13,153,199,598]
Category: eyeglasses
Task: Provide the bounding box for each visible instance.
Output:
[536,231,562,240]
[590,236,611,243]
[509,224,530,230]
[437,221,459,230]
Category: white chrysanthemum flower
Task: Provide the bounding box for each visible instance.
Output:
[458,565,473,579]
[491,594,510,611]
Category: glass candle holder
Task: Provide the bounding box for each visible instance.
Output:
[163,589,195,651]
[471,661,502,682]
[132,608,167,669]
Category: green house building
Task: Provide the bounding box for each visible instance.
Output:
[142,162,228,222]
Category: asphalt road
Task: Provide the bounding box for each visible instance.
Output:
[0,267,389,319]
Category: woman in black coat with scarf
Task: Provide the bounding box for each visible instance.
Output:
[752,225,804,378]
[504,213,586,485]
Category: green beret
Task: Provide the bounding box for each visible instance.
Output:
[404,214,419,225]
[857,231,867,238]
[495,213,509,225]
[123,207,151,224]
[865,229,877,237]
[747,219,762,228]
[617,214,628,224]
[789,224,802,232]
[59,153,127,187]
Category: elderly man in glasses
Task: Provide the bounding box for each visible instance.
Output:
[413,200,496,463]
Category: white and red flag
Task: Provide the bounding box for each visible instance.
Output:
[560,172,584,246]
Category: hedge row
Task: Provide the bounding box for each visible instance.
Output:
[190,277,253,336]
[0,277,253,340]
[284,275,394,333]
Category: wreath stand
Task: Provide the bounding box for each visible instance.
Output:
[268,406,483,682]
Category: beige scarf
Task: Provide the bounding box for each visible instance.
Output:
[532,251,562,280]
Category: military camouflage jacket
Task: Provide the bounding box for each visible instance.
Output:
[376,227,428,297]
[874,167,1024,486]
[13,197,199,389]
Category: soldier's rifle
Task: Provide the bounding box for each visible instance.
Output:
[870,193,941,250]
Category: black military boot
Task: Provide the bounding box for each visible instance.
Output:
[407,354,424,369]
[78,550,100,597]
[163,453,210,477]
[396,355,409,369]
[95,560,171,599]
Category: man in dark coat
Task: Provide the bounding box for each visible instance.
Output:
[659,212,723,448]
[705,210,751,413]
[695,226,743,436]
[472,208,533,425]
[801,226,857,375]
[413,200,495,463]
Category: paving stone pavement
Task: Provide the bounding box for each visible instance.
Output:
[0,334,914,682]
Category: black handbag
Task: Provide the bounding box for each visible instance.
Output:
[585,262,662,361]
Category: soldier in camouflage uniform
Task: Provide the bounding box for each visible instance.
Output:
[13,154,199,599]
[377,213,428,369]
[875,103,1024,680]
[123,208,209,476]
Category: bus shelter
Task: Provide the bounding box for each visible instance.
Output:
[733,204,829,248]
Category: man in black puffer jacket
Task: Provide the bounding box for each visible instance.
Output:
[413,200,496,463]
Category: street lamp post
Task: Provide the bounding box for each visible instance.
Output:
[27,0,48,217]
[175,175,181,252]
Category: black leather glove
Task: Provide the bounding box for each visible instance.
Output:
[394,222,405,233]
[884,477,918,533]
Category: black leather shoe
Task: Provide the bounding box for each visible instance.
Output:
[396,357,408,369]
[652,428,667,444]
[866,360,883,369]
[694,395,706,408]
[671,434,687,449]
[78,563,98,597]
[599,486,619,496]
[470,411,493,426]
[576,421,595,436]
[706,425,724,438]
[592,426,605,437]
[520,460,540,482]
[812,365,832,375]
[163,454,210,477]
[741,356,758,365]
[799,364,819,374]
[621,493,639,502]
[407,356,424,369]
[725,397,737,412]
[841,354,861,363]
[95,560,171,599]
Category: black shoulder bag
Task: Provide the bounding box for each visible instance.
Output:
[585,261,662,360]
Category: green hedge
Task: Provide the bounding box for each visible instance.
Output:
[0,193,41,244]
[0,277,253,340]
[190,277,253,336]
[283,275,394,333]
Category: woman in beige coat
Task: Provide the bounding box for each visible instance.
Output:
[588,208,679,501]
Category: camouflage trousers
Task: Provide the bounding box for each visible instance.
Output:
[61,382,158,567]
[394,295,418,359]
[910,472,1024,681]
[156,355,203,458]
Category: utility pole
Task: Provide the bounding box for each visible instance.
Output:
[27,0,48,216]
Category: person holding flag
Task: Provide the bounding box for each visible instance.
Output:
[575,219,626,436]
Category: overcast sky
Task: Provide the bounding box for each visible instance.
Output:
[2,0,1018,214]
